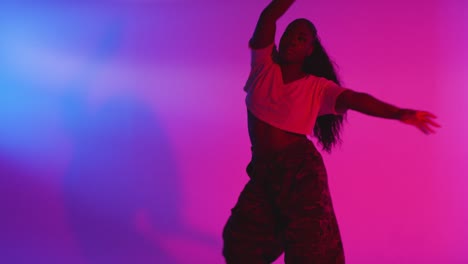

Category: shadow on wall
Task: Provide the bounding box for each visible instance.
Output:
[58,16,184,263]
[62,92,181,264]
[0,14,219,263]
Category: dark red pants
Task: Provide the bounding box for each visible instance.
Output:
[222,138,345,264]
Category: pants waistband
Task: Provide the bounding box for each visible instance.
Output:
[250,138,320,163]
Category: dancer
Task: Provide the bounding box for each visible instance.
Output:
[222,0,440,263]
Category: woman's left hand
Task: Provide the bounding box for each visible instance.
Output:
[398,109,441,134]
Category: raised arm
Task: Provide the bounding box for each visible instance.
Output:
[249,0,296,49]
[336,90,441,134]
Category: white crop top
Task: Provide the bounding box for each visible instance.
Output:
[244,43,348,136]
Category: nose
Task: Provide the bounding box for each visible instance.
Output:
[289,37,299,47]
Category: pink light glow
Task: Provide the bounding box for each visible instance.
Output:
[0,1,466,263]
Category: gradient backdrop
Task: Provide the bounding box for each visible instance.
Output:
[0,0,467,263]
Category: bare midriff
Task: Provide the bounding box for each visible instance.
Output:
[248,110,307,152]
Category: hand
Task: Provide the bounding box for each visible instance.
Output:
[398,109,441,134]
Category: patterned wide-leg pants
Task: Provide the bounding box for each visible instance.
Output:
[223,139,345,264]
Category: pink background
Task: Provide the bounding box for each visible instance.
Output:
[0,0,466,263]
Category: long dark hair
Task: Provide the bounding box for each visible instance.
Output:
[296,19,345,153]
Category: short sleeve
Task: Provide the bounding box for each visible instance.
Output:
[248,39,275,67]
[318,79,349,116]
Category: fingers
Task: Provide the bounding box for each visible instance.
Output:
[418,122,435,134]
[399,109,440,134]
[420,111,437,119]
[419,111,441,127]
[426,118,441,128]
[409,111,440,134]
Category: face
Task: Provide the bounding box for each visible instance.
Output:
[279,20,315,64]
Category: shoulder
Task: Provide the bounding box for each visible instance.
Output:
[249,42,280,67]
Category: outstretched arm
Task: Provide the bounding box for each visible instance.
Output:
[336,90,441,134]
[249,0,296,49]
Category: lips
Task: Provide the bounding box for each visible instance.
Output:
[286,48,294,54]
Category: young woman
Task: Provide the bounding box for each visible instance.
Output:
[222,1,440,263]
